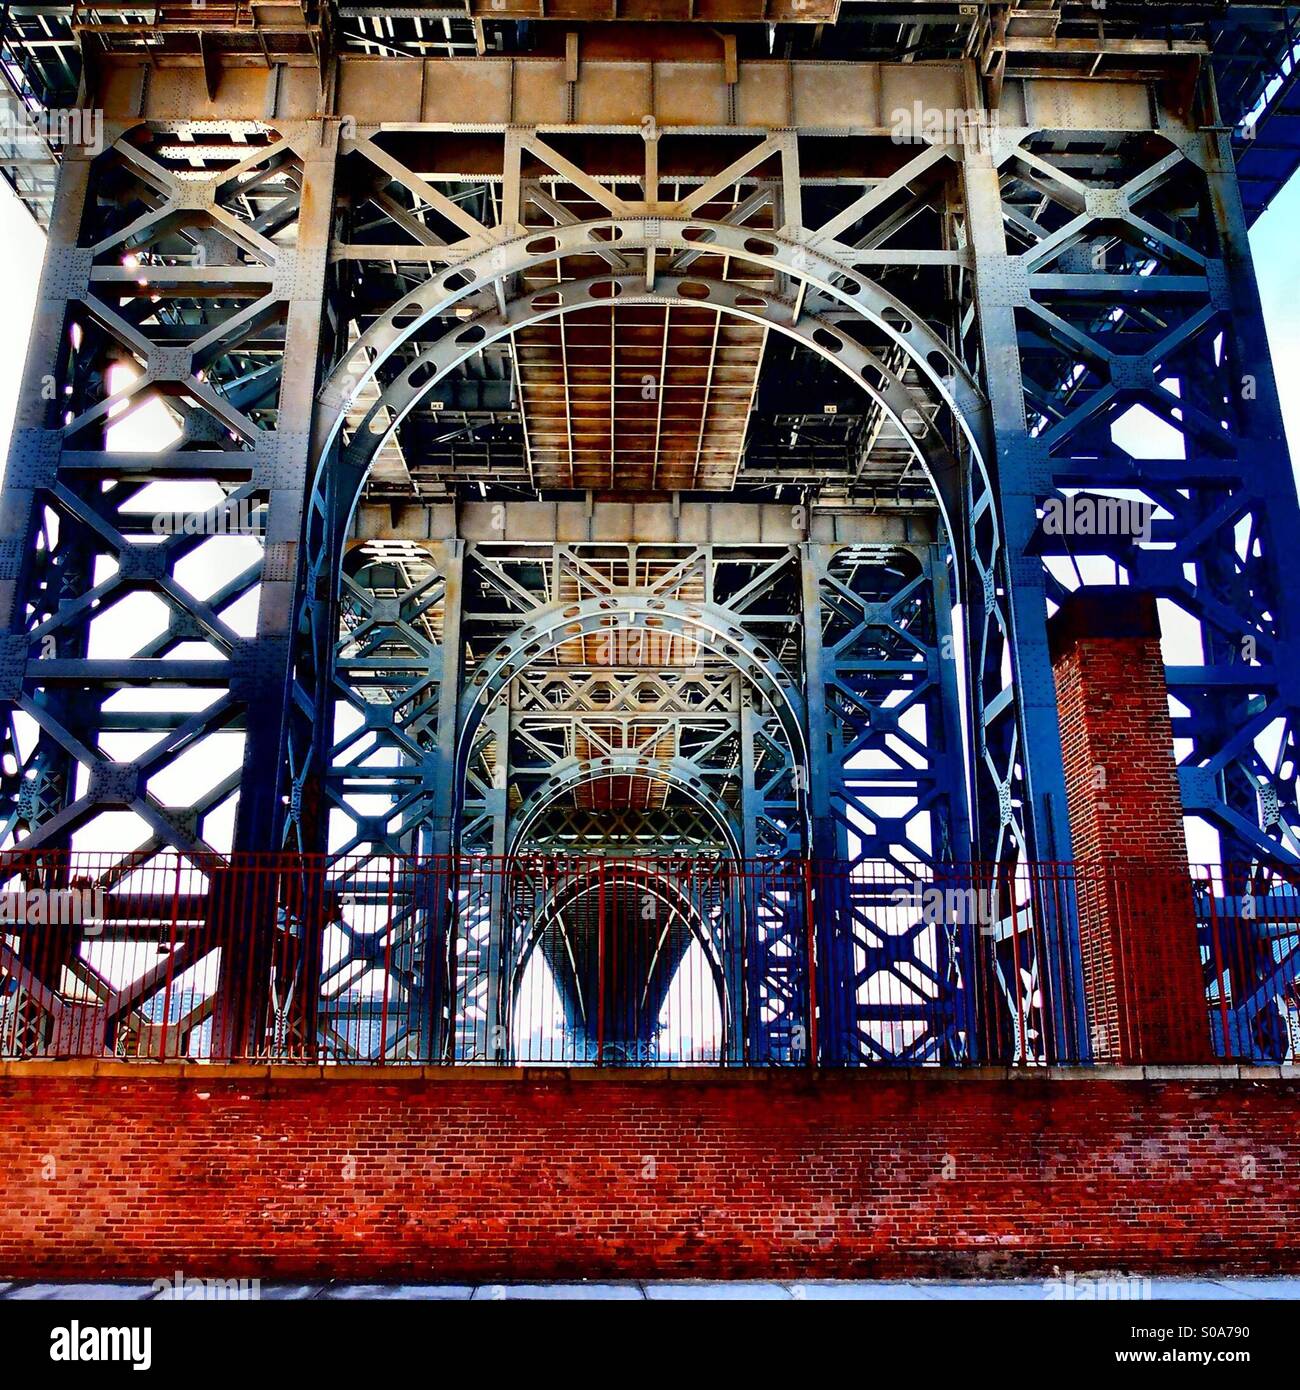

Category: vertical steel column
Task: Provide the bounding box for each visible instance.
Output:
[961,144,1090,1061]
[231,124,339,852]
[961,151,1075,865]
[1176,121,1300,1056]
[0,148,96,1039]
[483,696,510,1058]
[736,695,763,1061]
[421,538,465,1058]
[0,148,93,847]
[799,543,845,1063]
[213,124,340,1057]
[931,543,980,1059]
[1195,122,1300,862]
[801,540,975,1062]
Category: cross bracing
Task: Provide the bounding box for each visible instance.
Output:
[1,10,1300,1065]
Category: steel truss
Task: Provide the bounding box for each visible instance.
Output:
[963,115,1300,1056]
[3,36,1300,1064]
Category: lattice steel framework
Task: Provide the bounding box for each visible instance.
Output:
[3,8,1300,1065]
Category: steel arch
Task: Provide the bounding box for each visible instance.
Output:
[314,215,992,471]
[507,862,732,1058]
[456,591,808,840]
[332,272,965,552]
[509,756,742,861]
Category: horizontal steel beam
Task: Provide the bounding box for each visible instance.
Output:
[351,499,936,546]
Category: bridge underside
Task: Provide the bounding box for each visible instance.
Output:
[3,5,1300,1068]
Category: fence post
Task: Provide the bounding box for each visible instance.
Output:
[596,858,606,1067]
[802,857,818,1067]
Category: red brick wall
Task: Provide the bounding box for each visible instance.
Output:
[1049,590,1212,1063]
[2,1067,1297,1281]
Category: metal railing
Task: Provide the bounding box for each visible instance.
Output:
[0,852,1297,1067]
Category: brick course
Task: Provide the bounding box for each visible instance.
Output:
[1,1067,1296,1281]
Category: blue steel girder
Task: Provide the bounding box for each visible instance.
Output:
[325,545,455,858]
[445,540,811,1062]
[310,526,818,1061]
[0,121,341,1057]
[17,66,1300,1069]
[964,115,1300,1057]
[508,756,744,861]
[802,540,976,1063]
[0,125,337,861]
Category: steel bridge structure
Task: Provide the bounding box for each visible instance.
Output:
[2,3,1300,1067]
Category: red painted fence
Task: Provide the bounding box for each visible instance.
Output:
[0,851,1296,1065]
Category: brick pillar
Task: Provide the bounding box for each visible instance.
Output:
[1048,589,1212,1063]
